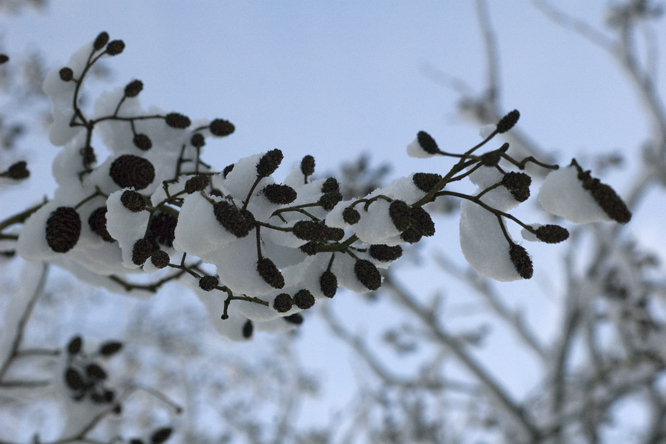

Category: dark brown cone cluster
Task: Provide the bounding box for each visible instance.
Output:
[389,200,412,231]
[88,207,114,242]
[120,190,146,212]
[319,271,337,297]
[165,112,191,129]
[262,184,297,204]
[273,293,293,312]
[209,119,235,136]
[106,40,125,56]
[46,207,81,253]
[389,200,435,244]
[185,175,210,194]
[150,250,170,269]
[497,110,520,134]
[355,259,381,290]
[132,134,152,151]
[369,244,403,262]
[242,320,253,339]
[501,172,531,202]
[292,221,342,242]
[509,244,533,279]
[109,155,155,190]
[124,80,143,97]
[417,131,440,154]
[59,67,74,82]
[199,275,219,291]
[257,258,285,289]
[256,149,283,177]
[300,155,315,177]
[132,238,157,265]
[293,289,315,309]
[574,162,632,224]
[213,201,255,238]
[342,207,361,224]
[412,173,443,193]
[535,225,569,244]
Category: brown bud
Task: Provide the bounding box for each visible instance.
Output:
[94,32,110,51]
[284,313,303,325]
[67,336,83,355]
[209,119,235,136]
[417,131,440,154]
[99,341,122,356]
[242,320,253,339]
[535,225,569,244]
[355,259,381,290]
[199,275,219,291]
[300,155,315,177]
[124,80,143,97]
[165,113,191,129]
[262,184,297,205]
[319,271,337,298]
[256,149,283,177]
[3,161,29,179]
[133,134,152,151]
[190,133,205,148]
[509,244,533,279]
[105,40,125,56]
[59,67,74,82]
[257,258,285,289]
[497,110,520,133]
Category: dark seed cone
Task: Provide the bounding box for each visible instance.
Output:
[151,428,173,444]
[242,320,253,339]
[319,191,342,211]
[294,289,315,310]
[185,175,210,194]
[321,178,339,193]
[417,131,440,154]
[88,207,114,242]
[535,225,569,244]
[165,112,191,129]
[65,368,85,390]
[67,336,83,355]
[293,221,329,242]
[124,80,143,97]
[355,259,381,290]
[501,172,531,202]
[46,207,81,253]
[223,164,235,178]
[132,238,157,266]
[199,275,219,291]
[273,293,293,313]
[369,244,403,262]
[262,184,297,204]
[300,155,315,177]
[257,258,285,289]
[480,151,501,167]
[509,244,533,279]
[413,172,443,193]
[0,54,7,64]
[3,161,30,180]
[106,40,125,56]
[389,200,412,232]
[121,190,146,212]
[190,133,205,148]
[497,110,520,133]
[574,164,632,224]
[213,201,255,238]
[284,313,303,325]
[99,341,123,356]
[59,67,74,82]
[319,271,337,298]
[299,242,320,256]
[148,212,178,247]
[133,134,152,151]
[325,227,345,242]
[410,207,435,237]
[94,32,110,51]
[209,119,235,136]
[110,155,155,190]
[256,149,283,177]
[342,207,361,225]
[400,227,422,244]
[86,363,107,380]
[150,250,170,269]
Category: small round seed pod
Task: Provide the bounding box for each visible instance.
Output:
[132,134,152,151]
[4,161,29,179]
[300,155,315,177]
[88,207,114,242]
[120,190,146,212]
[389,200,412,232]
[497,110,520,134]
[165,112,191,129]
[410,207,435,237]
[369,244,403,262]
[150,250,170,269]
[99,341,123,356]
[222,163,234,178]
[321,178,339,193]
[86,363,107,381]
[124,80,143,97]
[257,258,285,289]
[417,131,440,155]
[319,271,337,298]
[354,259,381,291]
[132,238,155,266]
[293,221,328,242]
[185,175,210,194]
[262,184,297,205]
[342,207,361,225]
[509,244,533,279]
[59,67,74,82]
[67,336,83,355]
[535,225,569,244]
[273,293,293,313]
[293,289,315,310]
[299,242,320,256]
[190,133,205,148]
[412,172,443,193]
[256,149,283,177]
[319,191,342,211]
[199,275,219,291]
[242,320,253,339]
[105,40,125,56]
[109,155,155,190]
[64,368,85,391]
[501,172,531,202]
[209,118,235,136]
[148,212,178,247]
[46,207,81,253]
[284,313,303,325]
[93,32,110,51]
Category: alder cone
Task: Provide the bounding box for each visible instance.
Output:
[46,207,81,253]
[109,155,155,190]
